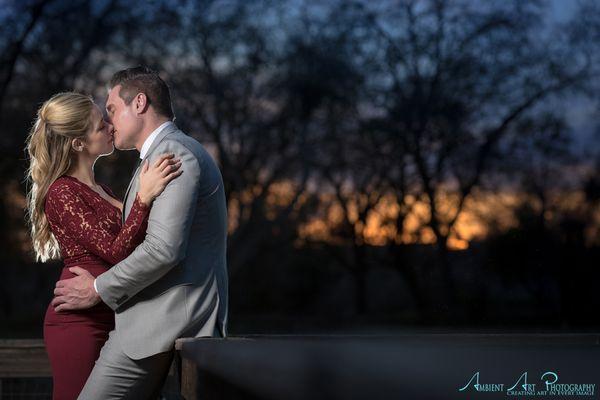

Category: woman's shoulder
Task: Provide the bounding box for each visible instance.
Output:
[44,176,71,215]
[48,175,77,193]
[47,176,116,202]
[46,175,83,205]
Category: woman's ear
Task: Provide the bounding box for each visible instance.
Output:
[71,137,85,152]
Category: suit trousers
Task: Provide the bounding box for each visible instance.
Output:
[77,329,174,400]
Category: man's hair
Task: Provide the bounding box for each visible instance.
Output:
[109,66,174,119]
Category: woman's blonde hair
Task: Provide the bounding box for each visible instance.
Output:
[25,92,95,262]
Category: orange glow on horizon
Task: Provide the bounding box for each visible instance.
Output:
[10,174,600,262]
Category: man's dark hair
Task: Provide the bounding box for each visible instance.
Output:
[109,66,174,119]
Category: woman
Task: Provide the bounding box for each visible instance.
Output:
[24,92,182,399]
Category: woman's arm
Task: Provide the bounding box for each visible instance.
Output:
[46,184,150,265]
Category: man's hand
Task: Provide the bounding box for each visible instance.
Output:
[52,267,101,312]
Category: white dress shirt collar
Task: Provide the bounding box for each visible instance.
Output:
[140,121,174,159]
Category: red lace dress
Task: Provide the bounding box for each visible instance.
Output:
[43,175,150,400]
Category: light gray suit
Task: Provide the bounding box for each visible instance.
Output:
[79,122,228,399]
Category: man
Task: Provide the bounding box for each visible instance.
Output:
[52,66,229,399]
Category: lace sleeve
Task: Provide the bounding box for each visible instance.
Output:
[46,185,150,265]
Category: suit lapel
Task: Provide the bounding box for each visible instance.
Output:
[122,164,142,224]
[121,123,178,224]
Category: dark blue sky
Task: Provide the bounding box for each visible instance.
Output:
[548,0,598,157]
[549,0,576,21]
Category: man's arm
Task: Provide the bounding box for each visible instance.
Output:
[95,142,202,310]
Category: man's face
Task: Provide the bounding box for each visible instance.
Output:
[105,85,141,150]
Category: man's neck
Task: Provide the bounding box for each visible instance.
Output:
[135,117,171,152]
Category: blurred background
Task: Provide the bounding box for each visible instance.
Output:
[1,0,600,338]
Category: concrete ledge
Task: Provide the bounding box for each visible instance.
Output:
[176,334,600,400]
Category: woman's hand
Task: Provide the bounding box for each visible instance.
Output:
[137,153,183,206]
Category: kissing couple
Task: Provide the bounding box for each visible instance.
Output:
[25,66,229,399]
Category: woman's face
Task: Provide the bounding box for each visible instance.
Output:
[84,105,115,157]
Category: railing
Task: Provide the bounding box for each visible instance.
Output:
[175,333,600,400]
[0,339,179,399]
[2,334,600,399]
[0,340,51,379]
[0,340,51,399]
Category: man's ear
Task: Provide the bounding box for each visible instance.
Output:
[71,137,85,152]
[134,93,149,115]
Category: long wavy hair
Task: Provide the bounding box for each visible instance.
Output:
[25,92,94,262]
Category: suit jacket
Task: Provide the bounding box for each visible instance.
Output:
[95,123,229,360]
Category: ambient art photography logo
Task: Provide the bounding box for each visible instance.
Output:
[458,371,595,397]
